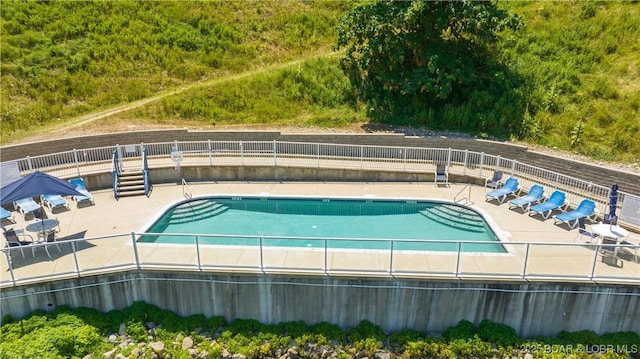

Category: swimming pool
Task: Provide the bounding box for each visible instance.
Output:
[140,196,505,253]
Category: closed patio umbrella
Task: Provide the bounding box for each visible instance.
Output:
[608,183,618,224]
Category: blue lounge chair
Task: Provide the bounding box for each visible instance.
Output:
[41,194,69,211]
[508,184,545,211]
[13,197,40,219]
[69,178,94,207]
[553,199,597,229]
[485,177,520,204]
[1,207,14,223]
[528,190,567,219]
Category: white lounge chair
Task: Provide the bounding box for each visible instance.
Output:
[14,197,40,219]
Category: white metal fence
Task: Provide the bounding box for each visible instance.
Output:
[5,140,636,225]
[2,233,638,288]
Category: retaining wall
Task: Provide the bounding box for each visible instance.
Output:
[1,271,639,337]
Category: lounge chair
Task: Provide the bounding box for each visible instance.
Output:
[1,207,15,223]
[69,178,95,207]
[434,164,449,187]
[508,184,544,211]
[13,197,40,219]
[41,194,69,211]
[528,190,567,219]
[485,177,520,204]
[3,228,33,259]
[484,170,503,191]
[553,199,597,229]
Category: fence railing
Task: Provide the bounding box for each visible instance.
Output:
[2,233,638,288]
[4,140,637,227]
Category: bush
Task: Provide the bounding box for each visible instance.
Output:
[478,319,521,347]
[347,319,386,343]
[443,319,477,341]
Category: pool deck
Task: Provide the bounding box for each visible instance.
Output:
[1,181,639,286]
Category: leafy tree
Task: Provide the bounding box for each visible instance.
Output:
[336,0,523,131]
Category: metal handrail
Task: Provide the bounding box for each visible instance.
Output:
[454,184,473,205]
[111,148,120,200]
[142,146,150,196]
[2,232,638,288]
[181,178,193,199]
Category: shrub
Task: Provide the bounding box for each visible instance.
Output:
[125,320,148,343]
[347,319,385,343]
[478,319,521,347]
[310,321,347,343]
[443,319,477,341]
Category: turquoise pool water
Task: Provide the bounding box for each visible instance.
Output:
[139,197,505,253]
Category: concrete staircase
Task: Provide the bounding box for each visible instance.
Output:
[115,171,147,198]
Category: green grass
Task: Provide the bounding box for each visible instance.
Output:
[1,1,638,163]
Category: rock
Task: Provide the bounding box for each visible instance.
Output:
[115,354,127,359]
[108,334,118,343]
[118,323,126,336]
[355,350,368,358]
[524,353,533,359]
[222,349,232,359]
[131,348,143,357]
[103,348,117,359]
[149,341,165,354]
[232,354,247,359]
[287,347,299,359]
[182,336,194,350]
[374,351,391,359]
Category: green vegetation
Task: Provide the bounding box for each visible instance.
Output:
[336,1,525,136]
[0,1,351,136]
[1,1,638,163]
[1,302,638,359]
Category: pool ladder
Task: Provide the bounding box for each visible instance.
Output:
[454,184,473,205]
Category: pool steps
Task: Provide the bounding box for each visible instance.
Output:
[161,200,229,225]
[419,205,486,233]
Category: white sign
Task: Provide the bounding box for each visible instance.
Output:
[0,161,21,187]
[619,194,640,226]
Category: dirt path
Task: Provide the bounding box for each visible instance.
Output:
[9,51,344,144]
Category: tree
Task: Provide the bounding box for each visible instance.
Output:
[336,0,523,129]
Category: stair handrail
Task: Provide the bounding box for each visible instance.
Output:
[142,145,150,197]
[111,147,121,200]
[454,183,473,205]
[182,178,193,199]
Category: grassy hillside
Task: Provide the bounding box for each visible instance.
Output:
[499,1,640,163]
[1,1,638,164]
[0,1,351,136]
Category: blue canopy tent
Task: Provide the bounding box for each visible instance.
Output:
[0,171,85,235]
[607,183,619,224]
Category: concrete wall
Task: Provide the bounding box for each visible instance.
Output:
[2,129,639,195]
[1,270,639,337]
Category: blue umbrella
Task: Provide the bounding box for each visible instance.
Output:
[608,183,618,223]
[0,171,84,205]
